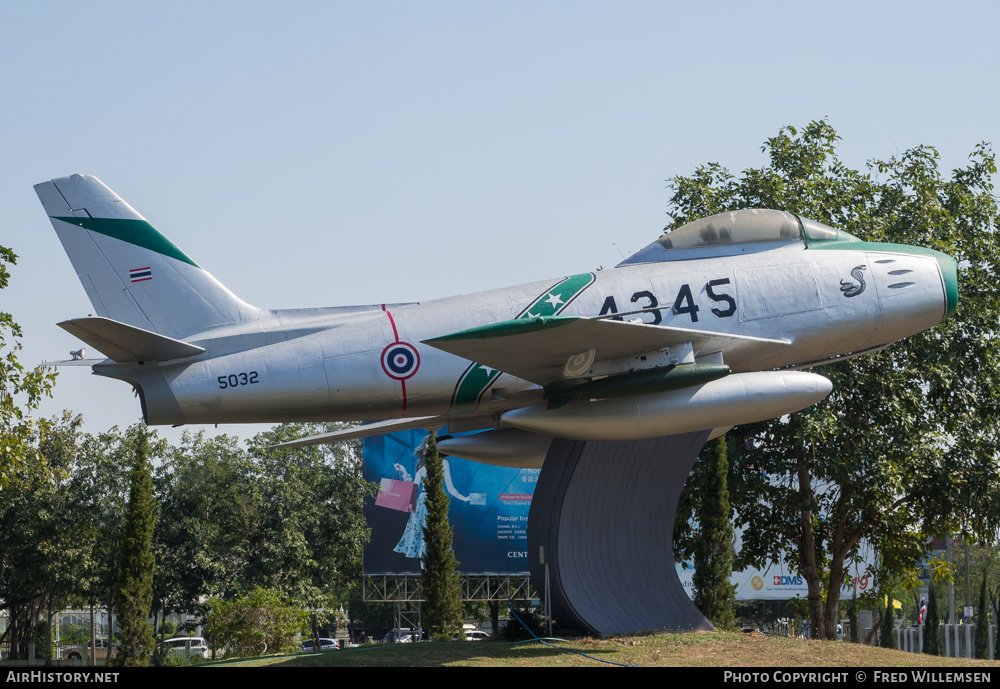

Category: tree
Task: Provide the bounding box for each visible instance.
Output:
[0,245,57,487]
[959,543,1000,659]
[0,417,163,662]
[70,424,154,662]
[963,544,1000,659]
[153,432,257,621]
[114,426,157,666]
[671,121,1000,640]
[245,424,375,609]
[691,436,735,628]
[153,424,374,627]
[420,432,463,640]
[848,592,860,643]
[0,414,86,659]
[881,596,897,649]
[924,581,941,655]
[976,570,989,659]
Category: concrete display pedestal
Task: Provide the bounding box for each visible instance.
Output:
[528,432,713,635]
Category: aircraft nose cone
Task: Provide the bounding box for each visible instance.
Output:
[888,244,959,322]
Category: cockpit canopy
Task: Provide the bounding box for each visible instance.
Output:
[660,209,802,249]
[619,209,848,265]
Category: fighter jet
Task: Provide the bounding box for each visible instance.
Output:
[35,174,957,465]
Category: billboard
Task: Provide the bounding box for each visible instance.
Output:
[674,528,874,600]
[364,430,877,593]
[363,428,537,575]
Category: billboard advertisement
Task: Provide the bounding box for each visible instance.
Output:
[363,428,537,575]
[674,528,874,600]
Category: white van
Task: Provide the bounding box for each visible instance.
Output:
[161,636,211,659]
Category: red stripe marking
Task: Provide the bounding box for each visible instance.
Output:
[131,266,151,272]
[131,277,153,282]
[381,304,405,412]
[381,304,400,341]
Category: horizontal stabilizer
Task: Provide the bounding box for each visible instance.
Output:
[57,316,206,363]
[269,416,447,449]
[424,316,789,385]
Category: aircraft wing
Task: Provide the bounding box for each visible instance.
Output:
[423,316,789,385]
[269,416,447,449]
[43,358,107,367]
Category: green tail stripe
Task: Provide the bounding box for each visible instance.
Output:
[52,217,200,268]
[450,273,595,412]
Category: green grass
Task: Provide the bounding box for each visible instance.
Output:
[207,631,999,668]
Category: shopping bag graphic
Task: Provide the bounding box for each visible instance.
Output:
[375,478,418,513]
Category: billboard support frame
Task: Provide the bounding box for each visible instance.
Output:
[361,575,536,603]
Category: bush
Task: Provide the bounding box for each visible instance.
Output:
[203,587,307,657]
[498,602,546,641]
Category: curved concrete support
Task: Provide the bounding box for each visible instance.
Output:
[527,431,713,635]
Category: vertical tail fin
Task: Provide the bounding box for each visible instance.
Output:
[35,174,256,338]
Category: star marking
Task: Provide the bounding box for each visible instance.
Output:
[479,365,495,376]
[544,292,565,309]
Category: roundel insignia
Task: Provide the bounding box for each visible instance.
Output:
[381,342,420,380]
[563,348,596,378]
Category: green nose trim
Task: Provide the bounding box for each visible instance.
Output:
[936,250,958,319]
[872,244,959,320]
[864,244,960,320]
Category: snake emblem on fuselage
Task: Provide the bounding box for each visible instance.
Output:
[840,264,867,298]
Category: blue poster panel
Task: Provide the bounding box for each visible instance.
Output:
[363,428,537,575]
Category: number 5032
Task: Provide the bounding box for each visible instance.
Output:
[218,371,259,389]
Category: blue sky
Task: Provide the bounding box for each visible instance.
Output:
[3,1,997,445]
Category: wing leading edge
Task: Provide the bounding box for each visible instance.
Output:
[268,416,447,449]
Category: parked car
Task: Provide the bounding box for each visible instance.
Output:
[381,630,418,644]
[453,629,490,641]
[160,636,211,659]
[63,638,116,662]
[300,638,339,651]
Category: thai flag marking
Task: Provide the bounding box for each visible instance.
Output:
[129,267,152,283]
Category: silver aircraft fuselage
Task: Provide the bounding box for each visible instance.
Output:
[116,241,953,425]
[35,176,956,461]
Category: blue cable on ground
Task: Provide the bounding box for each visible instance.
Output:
[505,600,635,667]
